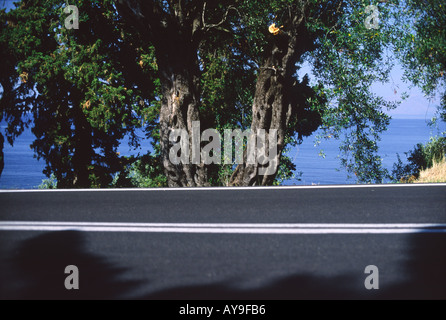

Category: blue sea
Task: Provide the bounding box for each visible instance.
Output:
[0,119,444,189]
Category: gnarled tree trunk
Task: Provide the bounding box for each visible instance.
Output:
[157,36,209,187]
[230,11,309,186]
[117,0,209,187]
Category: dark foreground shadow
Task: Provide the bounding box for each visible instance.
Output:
[380,233,446,299]
[142,233,446,300]
[144,274,363,300]
[0,231,143,299]
[1,232,445,300]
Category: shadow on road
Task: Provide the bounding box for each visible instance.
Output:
[0,231,143,299]
[1,232,445,299]
[144,273,364,300]
[380,233,446,299]
[144,233,446,300]
[142,233,446,300]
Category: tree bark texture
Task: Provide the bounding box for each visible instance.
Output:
[117,0,209,187]
[230,9,310,186]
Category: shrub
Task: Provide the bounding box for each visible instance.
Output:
[392,136,446,182]
[38,174,58,189]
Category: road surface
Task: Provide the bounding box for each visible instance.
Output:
[0,184,445,299]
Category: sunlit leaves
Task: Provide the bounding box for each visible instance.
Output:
[394,0,446,122]
[307,0,401,183]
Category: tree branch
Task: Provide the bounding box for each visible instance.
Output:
[116,0,173,41]
[201,2,238,32]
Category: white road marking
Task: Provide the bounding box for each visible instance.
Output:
[0,183,445,193]
[1,221,445,234]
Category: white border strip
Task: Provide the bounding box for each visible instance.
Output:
[1,183,446,193]
[1,222,445,234]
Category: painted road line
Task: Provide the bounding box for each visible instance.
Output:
[1,222,446,234]
[0,183,446,193]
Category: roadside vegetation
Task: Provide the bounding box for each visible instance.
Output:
[392,136,446,183]
[416,158,446,183]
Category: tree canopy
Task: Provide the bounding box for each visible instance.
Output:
[394,0,445,122]
[0,0,443,188]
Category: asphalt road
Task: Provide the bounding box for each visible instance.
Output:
[0,184,445,300]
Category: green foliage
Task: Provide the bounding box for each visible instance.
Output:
[392,136,446,181]
[393,0,446,122]
[2,0,441,188]
[0,5,34,147]
[125,154,167,188]
[1,0,160,188]
[307,0,401,183]
[273,153,299,186]
[38,173,58,189]
[229,0,398,183]
[199,47,254,131]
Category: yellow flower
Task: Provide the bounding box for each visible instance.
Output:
[83,100,91,110]
[268,23,281,35]
[19,72,28,83]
